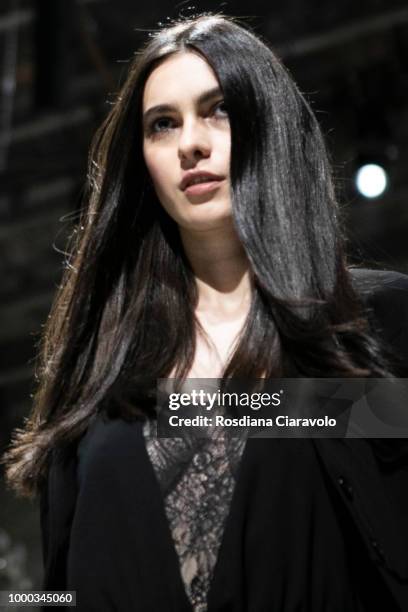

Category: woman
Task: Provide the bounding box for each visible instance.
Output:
[3,13,408,611]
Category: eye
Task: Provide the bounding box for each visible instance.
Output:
[148,116,175,135]
[212,100,228,118]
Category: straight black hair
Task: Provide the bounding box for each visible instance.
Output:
[3,13,398,497]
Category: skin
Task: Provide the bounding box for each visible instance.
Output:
[142,52,252,376]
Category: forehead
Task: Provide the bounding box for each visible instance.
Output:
[142,51,220,110]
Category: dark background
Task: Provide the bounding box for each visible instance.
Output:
[0,0,407,599]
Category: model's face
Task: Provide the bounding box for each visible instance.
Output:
[142,52,231,232]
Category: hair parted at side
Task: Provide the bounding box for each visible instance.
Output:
[2,13,400,498]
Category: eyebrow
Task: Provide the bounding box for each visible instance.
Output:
[142,86,223,126]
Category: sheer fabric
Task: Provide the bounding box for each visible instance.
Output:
[143,418,247,612]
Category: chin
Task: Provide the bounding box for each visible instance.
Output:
[180,203,233,232]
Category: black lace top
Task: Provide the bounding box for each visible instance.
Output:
[143,418,247,612]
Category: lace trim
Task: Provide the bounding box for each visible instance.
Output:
[143,419,247,612]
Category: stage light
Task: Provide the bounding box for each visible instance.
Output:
[355,163,388,199]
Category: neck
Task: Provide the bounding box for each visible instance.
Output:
[179,222,252,320]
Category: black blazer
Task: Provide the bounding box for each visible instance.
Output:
[40,268,408,611]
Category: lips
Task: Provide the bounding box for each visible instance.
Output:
[180,171,225,191]
[184,179,224,197]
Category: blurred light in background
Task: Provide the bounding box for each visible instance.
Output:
[355,163,388,199]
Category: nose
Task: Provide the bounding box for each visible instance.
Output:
[178,118,211,164]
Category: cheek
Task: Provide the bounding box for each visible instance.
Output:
[212,132,231,170]
[144,149,171,195]
[143,147,179,219]
[222,134,231,165]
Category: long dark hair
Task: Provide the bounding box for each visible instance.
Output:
[3,13,399,497]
